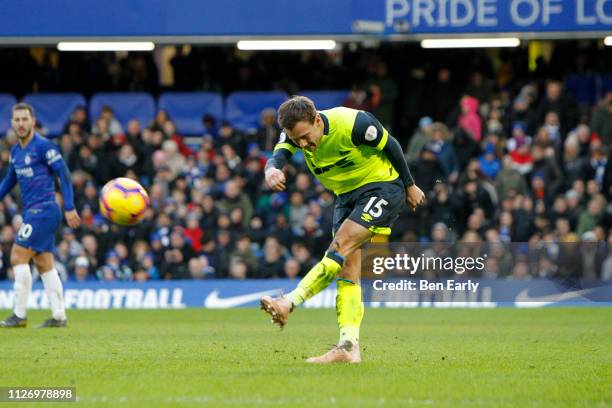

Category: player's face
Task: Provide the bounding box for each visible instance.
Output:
[285,115,323,152]
[11,109,35,140]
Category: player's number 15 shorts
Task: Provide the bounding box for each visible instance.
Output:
[332,178,405,236]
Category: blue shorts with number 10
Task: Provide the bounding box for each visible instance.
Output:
[332,177,405,236]
[15,203,62,253]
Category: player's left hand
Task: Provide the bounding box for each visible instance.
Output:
[406,185,425,211]
[65,210,81,229]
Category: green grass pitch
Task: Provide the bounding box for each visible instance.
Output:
[0,308,610,407]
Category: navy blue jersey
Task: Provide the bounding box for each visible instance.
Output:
[0,134,75,211]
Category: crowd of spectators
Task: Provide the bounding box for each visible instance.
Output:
[398,75,612,280]
[0,43,611,282]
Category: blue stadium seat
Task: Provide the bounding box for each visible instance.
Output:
[90,93,155,130]
[301,90,349,110]
[158,92,223,135]
[225,91,288,132]
[0,94,17,135]
[602,74,612,94]
[23,93,86,137]
[566,74,599,106]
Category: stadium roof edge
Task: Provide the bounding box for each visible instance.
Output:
[0,35,375,46]
[0,32,609,46]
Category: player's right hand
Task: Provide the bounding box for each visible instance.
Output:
[406,185,425,211]
[65,210,81,229]
[265,168,286,191]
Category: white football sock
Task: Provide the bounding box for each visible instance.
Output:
[41,269,66,321]
[13,264,32,319]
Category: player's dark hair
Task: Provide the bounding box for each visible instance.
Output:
[277,95,317,130]
[12,102,35,117]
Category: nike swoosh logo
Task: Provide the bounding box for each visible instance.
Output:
[514,288,596,308]
[203,289,281,309]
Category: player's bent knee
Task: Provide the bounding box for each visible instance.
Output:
[330,229,372,258]
[327,239,358,258]
[34,263,53,274]
[328,234,351,254]
[33,254,54,273]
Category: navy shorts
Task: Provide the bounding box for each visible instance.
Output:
[15,204,62,253]
[332,178,405,236]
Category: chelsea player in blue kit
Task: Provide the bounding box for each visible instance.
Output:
[0,103,80,328]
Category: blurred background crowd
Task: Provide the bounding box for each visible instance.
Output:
[0,42,611,281]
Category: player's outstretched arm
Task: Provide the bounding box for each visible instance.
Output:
[0,161,17,202]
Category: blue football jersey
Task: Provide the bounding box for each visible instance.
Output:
[9,134,72,210]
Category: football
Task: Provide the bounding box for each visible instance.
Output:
[99,177,149,226]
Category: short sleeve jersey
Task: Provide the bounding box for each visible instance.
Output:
[273,107,399,195]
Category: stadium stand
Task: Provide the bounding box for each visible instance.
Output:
[90,93,156,130]
[158,92,223,136]
[1,45,611,282]
[0,94,16,135]
[23,93,86,137]
[225,91,288,132]
[300,90,349,110]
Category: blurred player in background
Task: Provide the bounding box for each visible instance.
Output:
[0,103,80,328]
[261,96,425,363]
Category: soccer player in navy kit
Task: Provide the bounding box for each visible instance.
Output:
[0,103,80,328]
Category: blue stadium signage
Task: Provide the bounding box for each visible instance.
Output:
[384,0,612,34]
[0,0,609,40]
[0,279,610,309]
